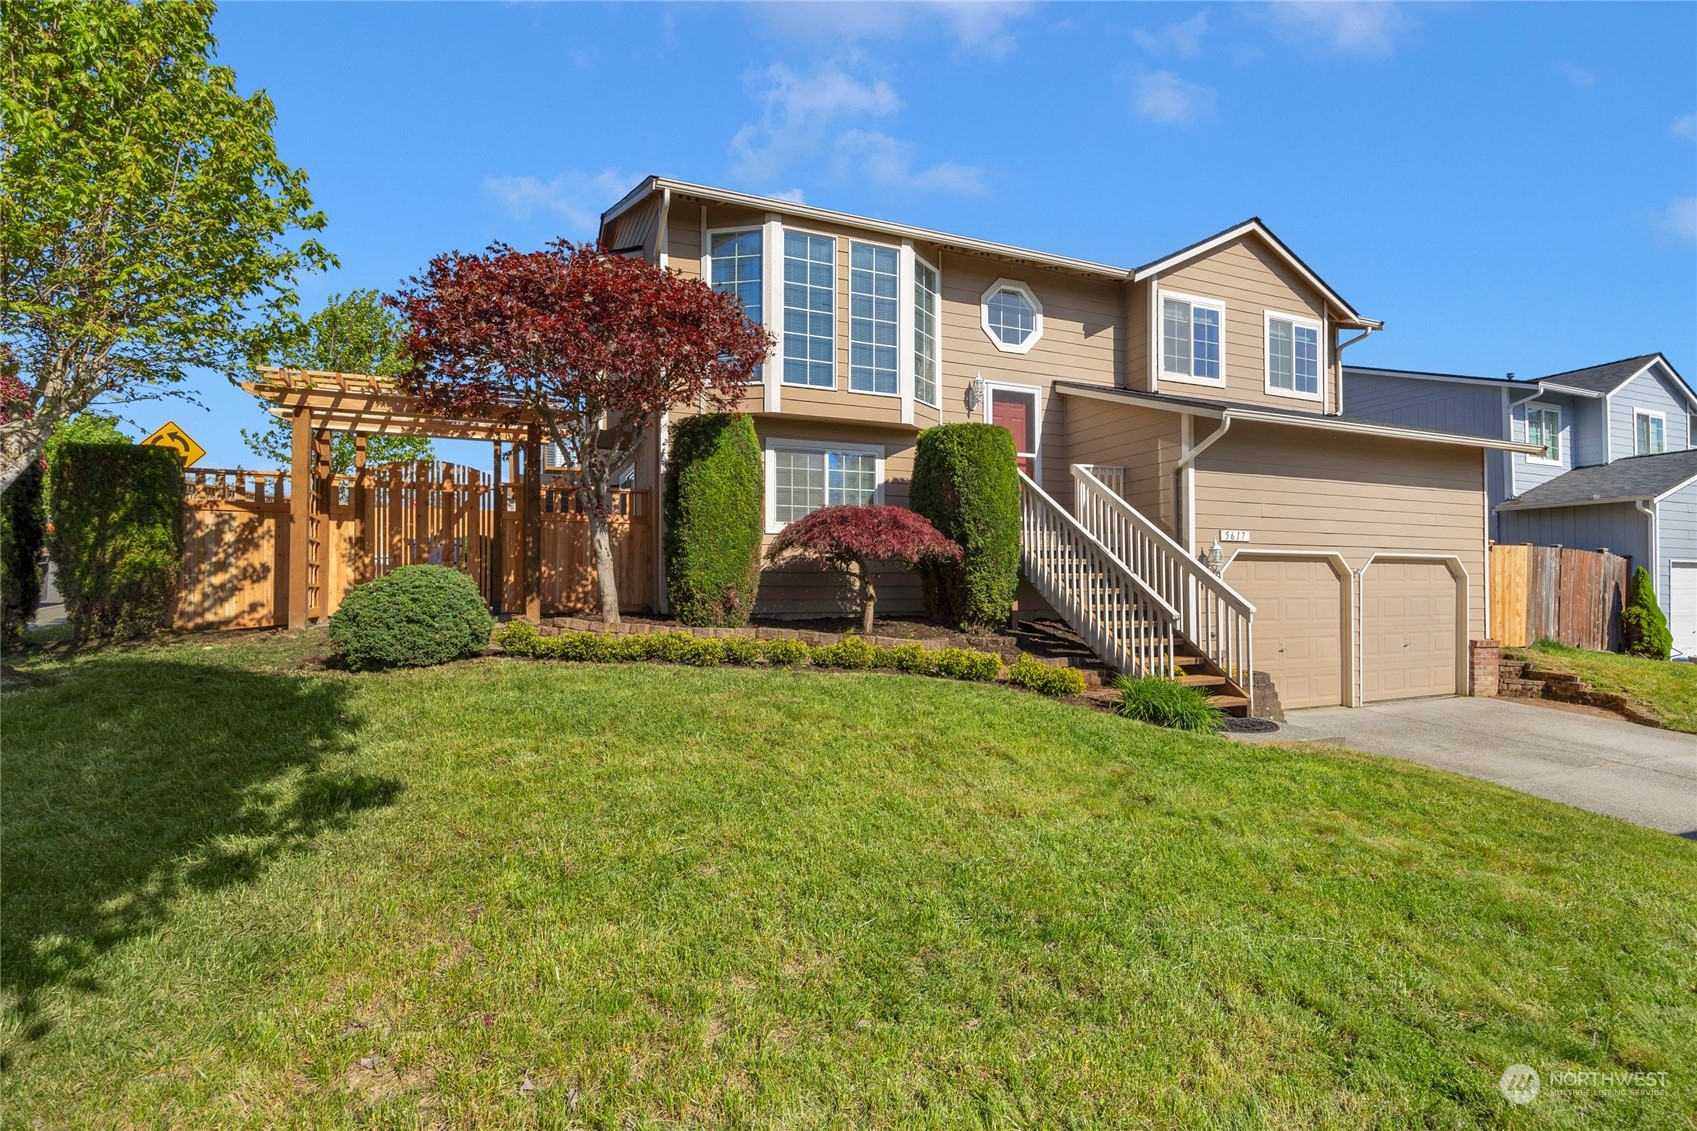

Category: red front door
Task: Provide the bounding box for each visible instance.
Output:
[990,389,1037,477]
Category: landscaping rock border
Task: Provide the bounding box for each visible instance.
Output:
[1497,655,1665,729]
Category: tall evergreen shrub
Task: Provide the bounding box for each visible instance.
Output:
[1,463,46,649]
[663,413,763,626]
[910,423,1020,629]
[1622,565,1672,660]
[50,443,185,641]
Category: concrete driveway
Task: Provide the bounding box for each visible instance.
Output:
[1230,697,1697,837]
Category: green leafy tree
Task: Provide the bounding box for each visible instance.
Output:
[241,290,434,474]
[1622,566,1672,661]
[0,0,333,495]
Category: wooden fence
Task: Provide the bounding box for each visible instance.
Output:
[174,463,653,630]
[1489,543,1630,650]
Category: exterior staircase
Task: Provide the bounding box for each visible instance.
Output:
[1016,465,1255,713]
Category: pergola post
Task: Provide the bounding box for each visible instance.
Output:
[353,433,372,584]
[523,423,543,621]
[288,407,311,629]
[312,425,332,618]
[490,441,504,614]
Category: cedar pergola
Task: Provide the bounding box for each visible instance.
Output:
[242,366,552,627]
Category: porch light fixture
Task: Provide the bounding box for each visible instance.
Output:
[966,375,986,413]
[1205,539,1226,575]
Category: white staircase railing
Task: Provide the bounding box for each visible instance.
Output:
[1018,471,1177,678]
[1069,463,1255,693]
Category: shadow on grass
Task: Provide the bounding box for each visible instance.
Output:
[1,654,399,1060]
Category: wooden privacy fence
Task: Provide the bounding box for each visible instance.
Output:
[175,463,653,630]
[1489,543,1630,650]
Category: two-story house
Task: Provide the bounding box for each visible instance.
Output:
[597,177,1537,709]
[1344,355,1697,656]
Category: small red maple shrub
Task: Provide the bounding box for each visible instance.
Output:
[767,505,961,633]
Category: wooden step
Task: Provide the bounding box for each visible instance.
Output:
[1177,672,1228,687]
[1206,693,1250,709]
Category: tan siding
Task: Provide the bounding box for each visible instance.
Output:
[1061,399,1182,536]
[1126,279,1150,391]
[1154,236,1334,412]
[666,213,702,280]
[1194,422,1488,644]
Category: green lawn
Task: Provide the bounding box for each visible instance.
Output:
[3,632,1694,1129]
[1518,639,1697,733]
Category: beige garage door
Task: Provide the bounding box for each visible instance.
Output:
[1226,557,1343,709]
[1362,560,1457,702]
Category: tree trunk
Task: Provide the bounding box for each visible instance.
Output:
[857,557,877,635]
[590,490,621,626]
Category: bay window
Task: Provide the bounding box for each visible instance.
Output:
[849,242,899,394]
[783,231,836,388]
[914,257,940,407]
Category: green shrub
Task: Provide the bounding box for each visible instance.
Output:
[1007,654,1088,697]
[1622,566,1672,661]
[664,413,763,626]
[50,443,184,641]
[883,642,937,675]
[812,633,877,669]
[720,635,764,665]
[1113,674,1223,733]
[1,463,46,650]
[494,619,542,655]
[934,646,1003,682]
[328,565,493,671]
[910,423,1020,630]
[761,637,812,666]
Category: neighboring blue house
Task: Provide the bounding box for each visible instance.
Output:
[1343,354,1697,656]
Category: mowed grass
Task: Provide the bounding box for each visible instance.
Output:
[1520,639,1697,733]
[3,632,1694,1129]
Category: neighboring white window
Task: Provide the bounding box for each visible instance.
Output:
[782,230,836,388]
[980,279,1042,354]
[767,441,882,531]
[848,242,899,395]
[1264,311,1322,399]
[913,257,941,408]
[1525,405,1562,463]
[1160,292,1224,384]
[1636,410,1666,455]
[707,228,763,383]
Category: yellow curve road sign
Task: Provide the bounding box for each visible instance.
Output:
[141,420,207,467]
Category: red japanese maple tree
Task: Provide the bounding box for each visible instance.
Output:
[390,241,769,623]
[767,505,961,633]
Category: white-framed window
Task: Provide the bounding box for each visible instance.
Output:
[706,228,763,383]
[1636,409,1666,455]
[765,440,883,532]
[848,242,899,395]
[1160,291,1224,385]
[1525,404,1562,463]
[913,256,941,408]
[782,230,836,388]
[980,279,1042,354]
[1264,311,1322,399]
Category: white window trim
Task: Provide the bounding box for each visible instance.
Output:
[1262,309,1324,402]
[1523,403,1564,465]
[980,278,1043,355]
[703,225,766,387]
[1157,289,1227,388]
[761,214,783,412]
[762,437,886,534]
[913,250,943,412]
[779,225,839,391]
[1635,408,1668,456]
[979,380,1043,474]
[846,238,903,401]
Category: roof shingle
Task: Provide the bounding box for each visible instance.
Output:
[1498,449,1697,510]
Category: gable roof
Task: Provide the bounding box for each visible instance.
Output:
[1130,218,1382,330]
[1497,449,1697,511]
[1534,353,1696,409]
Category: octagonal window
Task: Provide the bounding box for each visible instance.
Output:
[981,280,1042,353]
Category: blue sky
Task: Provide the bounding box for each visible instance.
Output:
[154,1,1695,468]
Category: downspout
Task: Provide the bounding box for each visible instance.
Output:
[657,187,671,269]
[1636,499,1658,606]
[1175,413,1233,555]
[1331,326,1375,416]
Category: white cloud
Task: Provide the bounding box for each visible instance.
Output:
[832,129,988,194]
[1558,63,1594,88]
[1133,10,1210,56]
[1673,113,1697,141]
[768,187,808,203]
[1659,197,1697,243]
[729,62,901,184]
[1134,71,1215,125]
[481,168,634,234]
[752,2,1031,58]
[1266,1,1408,54]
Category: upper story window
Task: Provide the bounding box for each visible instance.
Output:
[848,242,899,395]
[783,230,836,388]
[708,230,762,325]
[1525,405,1562,463]
[1160,293,1223,384]
[981,279,1042,354]
[1265,313,1321,399]
[1635,410,1666,455]
[914,258,941,408]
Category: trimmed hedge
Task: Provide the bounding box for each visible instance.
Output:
[1,463,46,650]
[910,423,1020,630]
[50,443,184,641]
[1622,565,1672,661]
[664,413,763,626]
[493,620,1007,683]
[1006,654,1088,697]
[329,565,494,671]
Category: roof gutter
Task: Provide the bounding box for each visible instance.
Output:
[1176,412,1232,470]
